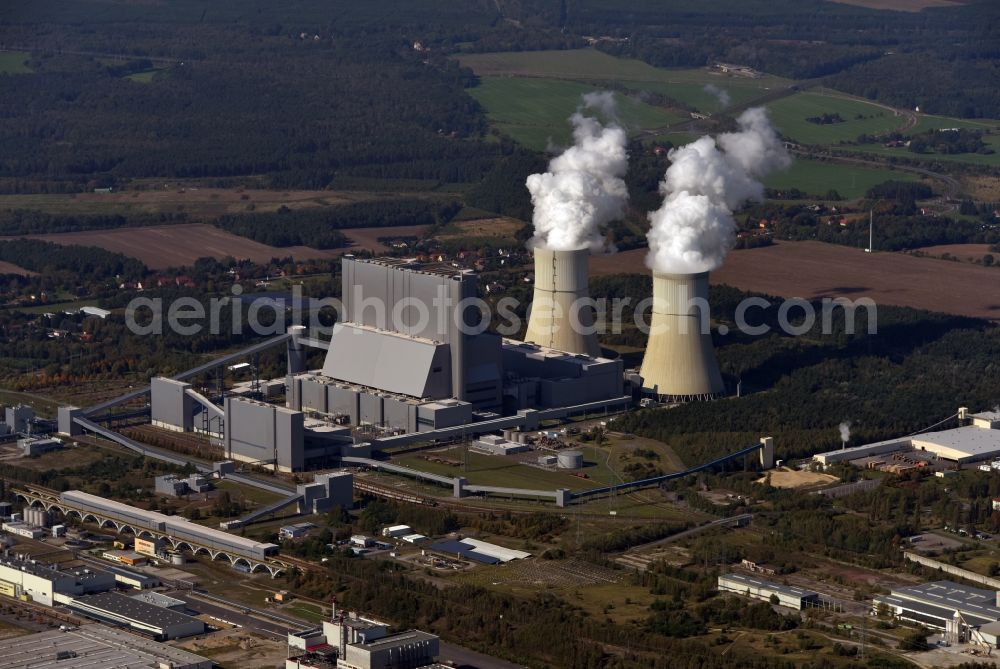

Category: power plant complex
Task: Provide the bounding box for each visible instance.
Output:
[134,250,729,473]
[141,254,650,472]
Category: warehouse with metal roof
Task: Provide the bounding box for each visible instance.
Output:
[0,624,211,669]
[718,572,820,610]
[67,591,205,640]
[814,407,1000,466]
[874,581,1000,630]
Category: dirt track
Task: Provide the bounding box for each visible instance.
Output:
[589,240,1000,320]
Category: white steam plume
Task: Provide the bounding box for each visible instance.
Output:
[839,421,851,444]
[703,83,731,108]
[526,92,629,252]
[645,107,790,274]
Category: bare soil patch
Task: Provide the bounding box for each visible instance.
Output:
[756,468,839,489]
[436,217,523,240]
[914,243,995,263]
[959,175,1000,201]
[589,240,1000,320]
[825,0,963,11]
[0,261,34,276]
[0,223,428,269]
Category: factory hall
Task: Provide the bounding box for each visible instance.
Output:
[149,255,637,472]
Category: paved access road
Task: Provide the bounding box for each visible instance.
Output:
[439,641,526,669]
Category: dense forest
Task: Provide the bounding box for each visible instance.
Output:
[0,210,189,235]
[605,276,1000,464]
[0,0,997,200]
[0,238,146,282]
[213,198,461,248]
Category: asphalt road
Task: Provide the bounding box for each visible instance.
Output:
[168,591,294,640]
[438,641,527,669]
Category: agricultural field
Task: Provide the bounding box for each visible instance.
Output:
[433,217,524,241]
[124,69,162,84]
[763,157,920,199]
[826,0,965,10]
[910,243,996,264]
[0,221,433,269]
[0,261,34,276]
[458,49,791,113]
[0,51,32,74]
[0,187,406,220]
[907,113,1000,135]
[837,136,1000,168]
[589,240,1000,321]
[460,48,688,81]
[0,223,342,269]
[765,91,906,144]
[469,77,684,151]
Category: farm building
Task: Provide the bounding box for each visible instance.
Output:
[717,573,819,610]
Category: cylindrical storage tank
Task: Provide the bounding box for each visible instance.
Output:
[170,552,186,566]
[639,272,725,401]
[524,248,601,357]
[557,450,584,469]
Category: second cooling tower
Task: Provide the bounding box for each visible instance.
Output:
[639,272,725,401]
[524,247,601,357]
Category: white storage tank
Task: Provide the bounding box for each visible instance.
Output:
[557,450,583,469]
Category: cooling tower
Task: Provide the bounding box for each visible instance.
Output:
[523,247,601,357]
[639,272,725,400]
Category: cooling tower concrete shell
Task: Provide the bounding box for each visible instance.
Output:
[523,247,601,357]
[639,272,725,401]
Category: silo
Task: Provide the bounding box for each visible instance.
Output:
[524,248,601,357]
[639,272,725,400]
[557,450,584,469]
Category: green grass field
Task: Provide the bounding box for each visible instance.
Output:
[837,136,1000,168]
[125,69,159,84]
[394,444,640,492]
[908,113,1000,135]
[0,51,32,74]
[763,157,920,199]
[469,77,684,150]
[766,91,905,144]
[459,48,790,114]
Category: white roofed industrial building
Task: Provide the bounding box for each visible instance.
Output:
[0,624,212,669]
[814,408,1000,466]
[718,572,819,610]
[874,581,1000,630]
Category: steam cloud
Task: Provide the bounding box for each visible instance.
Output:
[703,84,731,108]
[645,107,790,274]
[526,92,629,252]
[839,421,851,444]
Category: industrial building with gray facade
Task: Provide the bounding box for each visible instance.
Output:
[148,255,630,472]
